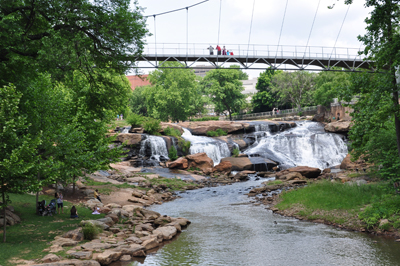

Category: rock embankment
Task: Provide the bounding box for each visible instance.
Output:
[32,203,190,266]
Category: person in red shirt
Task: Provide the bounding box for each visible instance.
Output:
[230,51,234,55]
[216,45,221,55]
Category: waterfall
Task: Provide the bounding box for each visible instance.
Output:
[182,128,231,165]
[245,121,348,169]
[121,127,131,133]
[139,135,169,161]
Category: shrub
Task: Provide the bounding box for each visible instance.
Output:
[232,147,240,157]
[143,117,161,135]
[168,146,178,161]
[178,139,191,155]
[190,116,219,122]
[126,113,144,127]
[207,128,228,137]
[164,126,181,138]
[82,222,102,240]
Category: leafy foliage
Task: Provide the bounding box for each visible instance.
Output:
[232,147,240,157]
[252,68,283,113]
[313,70,351,107]
[163,127,182,138]
[200,68,246,121]
[206,128,228,137]
[82,223,102,240]
[127,113,145,128]
[142,117,161,135]
[168,146,178,161]
[190,116,220,122]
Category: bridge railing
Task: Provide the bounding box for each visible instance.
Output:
[144,43,365,61]
[225,106,318,121]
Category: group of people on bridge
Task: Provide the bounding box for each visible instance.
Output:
[208,45,233,56]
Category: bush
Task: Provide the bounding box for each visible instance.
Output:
[207,128,228,137]
[168,146,178,161]
[82,222,102,240]
[143,117,161,135]
[190,116,219,121]
[232,147,240,157]
[164,126,181,138]
[178,139,191,155]
[126,113,144,127]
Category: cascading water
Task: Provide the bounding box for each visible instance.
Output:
[139,135,169,161]
[245,121,348,169]
[121,127,131,133]
[181,128,231,165]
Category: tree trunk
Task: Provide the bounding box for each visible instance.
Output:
[73,176,76,194]
[392,86,400,158]
[35,172,40,215]
[2,191,6,243]
[229,112,232,121]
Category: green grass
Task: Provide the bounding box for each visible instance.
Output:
[189,116,219,122]
[148,177,198,191]
[276,180,384,211]
[108,119,130,129]
[265,180,284,186]
[0,193,105,266]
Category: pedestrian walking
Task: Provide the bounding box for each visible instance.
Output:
[120,114,123,120]
[208,45,214,55]
[56,192,63,214]
[117,114,119,120]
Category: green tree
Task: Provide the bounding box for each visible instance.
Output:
[314,70,351,107]
[200,68,246,121]
[145,62,202,122]
[0,0,148,85]
[271,71,317,109]
[0,84,41,242]
[229,65,249,80]
[252,68,283,112]
[129,86,149,116]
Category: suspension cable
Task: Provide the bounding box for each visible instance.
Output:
[302,0,321,66]
[144,0,210,18]
[217,0,222,66]
[275,0,289,66]
[154,15,157,67]
[329,3,351,65]
[186,7,189,65]
[246,0,256,67]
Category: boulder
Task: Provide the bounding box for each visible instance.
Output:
[96,250,122,265]
[212,161,232,174]
[324,120,351,133]
[84,199,103,209]
[98,207,111,214]
[135,223,154,232]
[141,238,160,250]
[31,259,100,266]
[105,203,122,209]
[287,166,321,179]
[277,172,304,181]
[122,205,142,213]
[125,176,147,182]
[70,251,93,260]
[115,244,145,256]
[125,236,143,244]
[81,242,112,251]
[160,123,184,134]
[234,170,256,181]
[128,197,152,206]
[62,228,84,241]
[96,217,115,226]
[41,254,61,263]
[111,133,143,145]
[80,220,109,230]
[177,121,249,135]
[167,157,189,169]
[186,153,214,174]
[220,157,253,171]
[340,154,355,170]
[105,214,119,224]
[140,209,161,220]
[52,237,78,247]
[76,181,86,189]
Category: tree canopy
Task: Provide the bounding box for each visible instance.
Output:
[200,68,246,120]
[252,68,283,112]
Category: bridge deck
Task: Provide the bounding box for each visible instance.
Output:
[137,54,373,71]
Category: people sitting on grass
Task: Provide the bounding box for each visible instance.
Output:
[70,205,79,218]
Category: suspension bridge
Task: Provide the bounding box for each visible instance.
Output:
[137,0,376,72]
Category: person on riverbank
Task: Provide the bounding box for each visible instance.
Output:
[94,189,102,203]
[120,114,123,120]
[56,193,64,214]
[117,114,119,120]
[208,45,214,55]
[70,206,79,218]
[216,45,221,55]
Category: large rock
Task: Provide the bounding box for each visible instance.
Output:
[324,120,351,133]
[52,237,78,247]
[141,238,160,250]
[111,133,143,145]
[81,242,112,251]
[167,157,189,169]
[177,121,250,135]
[288,166,321,179]
[41,254,61,263]
[153,226,178,240]
[114,244,145,256]
[220,157,253,171]
[31,259,100,266]
[212,161,232,173]
[96,250,122,265]
[62,228,84,241]
[277,172,304,181]
[186,153,214,174]
[160,123,184,134]
[70,251,93,260]
[234,170,256,181]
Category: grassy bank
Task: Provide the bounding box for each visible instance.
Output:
[0,193,105,266]
[275,180,400,234]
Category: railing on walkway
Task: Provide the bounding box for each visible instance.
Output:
[144,43,365,61]
[226,106,318,121]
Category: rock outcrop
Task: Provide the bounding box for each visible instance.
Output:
[324,120,351,133]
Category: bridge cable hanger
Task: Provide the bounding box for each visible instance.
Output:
[275,0,289,67]
[302,0,321,67]
[246,0,256,69]
[144,0,210,18]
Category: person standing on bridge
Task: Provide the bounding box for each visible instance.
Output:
[216,45,221,55]
[223,46,226,55]
[227,50,230,55]
[208,45,214,55]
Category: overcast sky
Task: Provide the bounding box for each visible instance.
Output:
[132,0,372,78]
